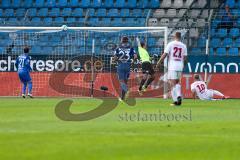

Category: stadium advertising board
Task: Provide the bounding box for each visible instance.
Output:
[0,55,239,98]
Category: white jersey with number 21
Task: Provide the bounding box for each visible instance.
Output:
[164,40,187,71]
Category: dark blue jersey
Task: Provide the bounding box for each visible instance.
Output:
[114,44,136,63]
[15,54,32,72]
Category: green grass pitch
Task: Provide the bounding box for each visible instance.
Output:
[0,98,240,160]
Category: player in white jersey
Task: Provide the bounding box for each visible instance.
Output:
[191,74,229,100]
[157,32,187,106]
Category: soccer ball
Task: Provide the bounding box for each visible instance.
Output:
[62,25,68,31]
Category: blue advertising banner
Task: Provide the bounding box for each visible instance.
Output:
[184,56,240,74]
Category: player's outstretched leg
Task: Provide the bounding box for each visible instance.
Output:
[143,74,155,90]
[212,90,229,99]
[27,81,33,98]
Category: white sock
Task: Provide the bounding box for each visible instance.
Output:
[171,86,177,102]
[175,84,182,98]
[213,90,224,97]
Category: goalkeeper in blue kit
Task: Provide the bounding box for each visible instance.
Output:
[15,46,33,98]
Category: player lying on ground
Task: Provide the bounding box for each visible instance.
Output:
[157,32,187,106]
[191,74,229,100]
[15,46,33,98]
[136,37,155,95]
[113,36,137,101]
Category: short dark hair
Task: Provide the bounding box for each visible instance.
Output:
[24,46,29,53]
[175,32,181,39]
[194,74,200,80]
[140,41,146,48]
[121,36,129,43]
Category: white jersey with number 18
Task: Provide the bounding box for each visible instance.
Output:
[164,40,187,71]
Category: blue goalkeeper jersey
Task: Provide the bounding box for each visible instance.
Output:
[114,43,136,64]
[15,54,32,72]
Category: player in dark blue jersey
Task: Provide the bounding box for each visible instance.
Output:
[114,36,137,101]
[15,46,33,98]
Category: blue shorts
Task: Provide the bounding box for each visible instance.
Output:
[117,63,131,80]
[18,71,32,83]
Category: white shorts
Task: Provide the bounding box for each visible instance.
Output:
[198,89,214,100]
[167,70,182,80]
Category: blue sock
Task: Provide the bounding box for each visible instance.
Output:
[28,81,32,94]
[22,82,27,95]
[120,82,128,92]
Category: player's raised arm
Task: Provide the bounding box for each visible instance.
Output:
[136,37,141,47]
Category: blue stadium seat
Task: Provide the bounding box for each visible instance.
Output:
[120,9,129,17]
[88,9,95,17]
[16,9,25,17]
[148,38,156,47]
[132,9,142,17]
[67,17,76,23]
[43,46,53,53]
[0,9,3,17]
[237,18,240,26]
[43,17,52,25]
[93,0,102,7]
[216,48,226,55]
[35,0,44,7]
[58,0,67,7]
[138,18,145,26]
[209,48,214,55]
[96,9,106,17]
[55,17,64,23]
[127,0,137,8]
[216,28,227,38]
[69,0,78,7]
[211,19,221,28]
[104,0,114,8]
[210,29,216,37]
[31,46,41,54]
[46,0,56,7]
[73,8,84,17]
[89,18,99,26]
[38,8,48,17]
[49,8,60,17]
[235,38,240,47]
[210,38,221,48]
[13,0,21,8]
[190,48,202,55]
[236,0,240,7]
[150,0,160,8]
[28,8,37,17]
[22,0,32,8]
[222,38,233,47]
[112,18,122,27]
[31,17,41,25]
[81,0,91,8]
[1,0,10,8]
[225,0,235,8]
[197,37,206,47]
[4,9,14,17]
[116,0,125,8]
[101,18,111,25]
[0,47,3,54]
[9,17,17,22]
[108,9,119,17]
[62,8,72,16]
[228,48,239,56]
[229,28,239,38]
